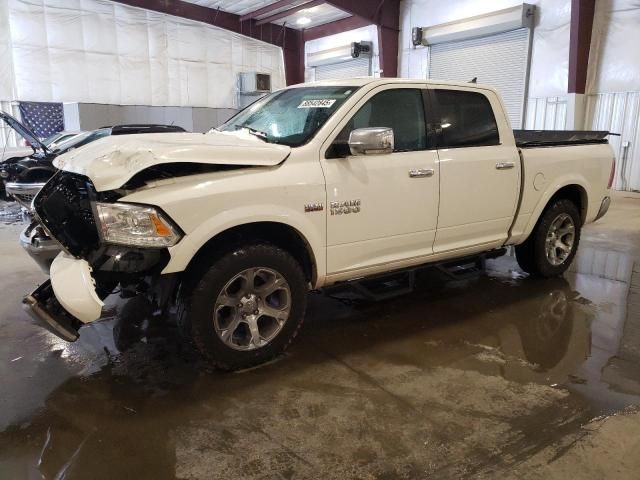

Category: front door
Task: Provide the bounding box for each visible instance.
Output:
[320,85,440,279]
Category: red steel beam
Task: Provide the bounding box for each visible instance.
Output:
[377,23,399,78]
[302,14,371,42]
[256,0,324,26]
[568,0,596,94]
[111,0,305,85]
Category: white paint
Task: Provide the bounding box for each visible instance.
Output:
[51,78,614,302]
[54,129,291,192]
[432,84,521,251]
[50,253,104,323]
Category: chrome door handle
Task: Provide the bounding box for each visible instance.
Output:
[409,168,435,178]
[496,162,515,170]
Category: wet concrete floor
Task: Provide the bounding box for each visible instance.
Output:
[0,195,640,479]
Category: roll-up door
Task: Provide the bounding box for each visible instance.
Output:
[314,57,371,81]
[429,28,531,128]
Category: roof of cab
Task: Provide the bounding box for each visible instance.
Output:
[286,77,498,93]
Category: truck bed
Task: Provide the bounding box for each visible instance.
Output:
[514,130,611,148]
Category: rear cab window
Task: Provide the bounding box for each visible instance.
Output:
[429,89,500,148]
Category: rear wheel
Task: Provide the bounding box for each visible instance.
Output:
[515,199,581,278]
[180,243,307,370]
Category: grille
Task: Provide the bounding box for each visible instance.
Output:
[13,193,36,209]
[33,172,100,257]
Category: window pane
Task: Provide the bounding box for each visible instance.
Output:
[431,90,499,148]
[338,89,427,152]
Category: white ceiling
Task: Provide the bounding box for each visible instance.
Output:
[182,1,351,29]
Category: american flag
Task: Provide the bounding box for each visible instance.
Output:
[18,101,64,138]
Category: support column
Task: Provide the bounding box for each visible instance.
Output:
[377,0,401,78]
[377,24,399,78]
[283,29,305,86]
[567,0,596,129]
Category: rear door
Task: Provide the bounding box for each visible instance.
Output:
[320,85,440,278]
[429,87,521,253]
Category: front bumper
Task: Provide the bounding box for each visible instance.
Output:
[23,253,105,341]
[49,253,104,323]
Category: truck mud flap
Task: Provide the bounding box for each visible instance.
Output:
[22,280,81,342]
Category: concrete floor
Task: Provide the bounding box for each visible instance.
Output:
[0,195,639,479]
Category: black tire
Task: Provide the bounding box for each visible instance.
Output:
[178,243,307,370]
[515,199,581,278]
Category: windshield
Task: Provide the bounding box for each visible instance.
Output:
[218,86,358,147]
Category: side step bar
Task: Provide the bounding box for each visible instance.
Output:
[325,248,507,302]
[22,280,81,342]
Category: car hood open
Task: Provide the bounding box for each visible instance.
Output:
[54,130,292,191]
[0,111,47,154]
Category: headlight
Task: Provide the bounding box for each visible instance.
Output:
[95,202,182,248]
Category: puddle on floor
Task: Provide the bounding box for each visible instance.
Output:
[0,240,639,478]
[0,200,25,225]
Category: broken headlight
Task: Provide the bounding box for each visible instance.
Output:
[95,202,182,248]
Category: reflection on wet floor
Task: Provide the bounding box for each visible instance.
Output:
[0,210,639,478]
[0,200,25,225]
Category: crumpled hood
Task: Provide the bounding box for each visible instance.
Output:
[54,130,291,191]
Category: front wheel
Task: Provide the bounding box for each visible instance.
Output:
[515,199,581,278]
[180,243,308,370]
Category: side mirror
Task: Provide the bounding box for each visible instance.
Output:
[348,127,394,156]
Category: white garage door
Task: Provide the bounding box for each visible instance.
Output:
[314,57,371,81]
[429,28,531,128]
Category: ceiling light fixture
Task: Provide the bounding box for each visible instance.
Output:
[296,17,311,25]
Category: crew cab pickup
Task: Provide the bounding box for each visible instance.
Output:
[25,78,615,370]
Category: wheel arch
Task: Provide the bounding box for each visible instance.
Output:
[521,180,589,241]
[181,221,318,289]
[547,184,588,225]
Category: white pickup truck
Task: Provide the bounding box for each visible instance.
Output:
[25,78,615,370]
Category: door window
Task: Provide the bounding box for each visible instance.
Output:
[329,88,429,157]
[431,89,499,148]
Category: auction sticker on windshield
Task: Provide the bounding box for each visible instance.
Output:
[298,99,337,108]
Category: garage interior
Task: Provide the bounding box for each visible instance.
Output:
[1,0,640,478]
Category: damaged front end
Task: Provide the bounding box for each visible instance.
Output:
[24,170,181,341]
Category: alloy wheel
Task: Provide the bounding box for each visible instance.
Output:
[545,213,575,266]
[213,267,291,351]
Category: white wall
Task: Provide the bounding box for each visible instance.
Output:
[585,0,640,191]
[304,25,380,81]
[0,0,285,109]
[61,103,236,133]
[398,0,571,129]
[0,0,13,99]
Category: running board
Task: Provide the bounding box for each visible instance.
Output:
[325,249,506,302]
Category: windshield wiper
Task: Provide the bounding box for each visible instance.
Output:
[238,126,269,142]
